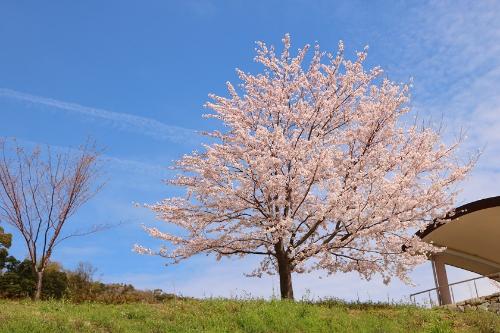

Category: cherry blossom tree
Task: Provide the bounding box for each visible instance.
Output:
[136,35,475,300]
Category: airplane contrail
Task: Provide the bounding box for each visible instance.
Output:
[0,88,199,144]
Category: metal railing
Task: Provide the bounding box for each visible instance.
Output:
[409,272,500,306]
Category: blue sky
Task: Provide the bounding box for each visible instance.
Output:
[1,1,499,302]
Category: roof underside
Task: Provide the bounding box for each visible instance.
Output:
[421,196,500,281]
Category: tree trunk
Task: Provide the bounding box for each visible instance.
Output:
[275,242,294,300]
[34,270,44,301]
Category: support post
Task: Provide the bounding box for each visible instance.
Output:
[431,255,452,305]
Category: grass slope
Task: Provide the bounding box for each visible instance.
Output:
[0,299,498,333]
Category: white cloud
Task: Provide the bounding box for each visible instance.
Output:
[108,255,436,302]
[183,0,216,17]
[106,155,171,178]
[0,88,199,145]
[57,245,105,257]
[7,137,171,179]
[390,1,500,203]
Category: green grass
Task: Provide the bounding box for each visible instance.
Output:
[0,298,498,333]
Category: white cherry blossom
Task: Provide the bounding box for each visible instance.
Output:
[136,34,475,300]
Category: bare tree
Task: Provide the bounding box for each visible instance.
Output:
[0,139,103,300]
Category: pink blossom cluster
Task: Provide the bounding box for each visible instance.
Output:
[136,35,474,285]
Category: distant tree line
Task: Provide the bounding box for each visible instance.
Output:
[0,227,175,303]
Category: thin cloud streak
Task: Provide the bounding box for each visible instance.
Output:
[6,137,170,179]
[0,88,199,145]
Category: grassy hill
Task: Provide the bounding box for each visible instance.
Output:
[0,298,498,333]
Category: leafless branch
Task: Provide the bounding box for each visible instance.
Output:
[0,138,104,300]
